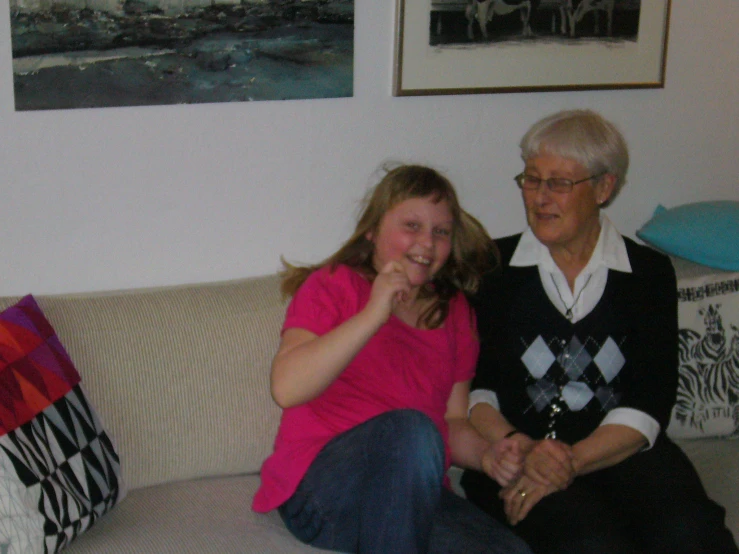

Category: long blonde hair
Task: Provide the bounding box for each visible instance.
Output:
[280,164,496,329]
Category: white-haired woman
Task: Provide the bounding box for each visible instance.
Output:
[461,109,739,554]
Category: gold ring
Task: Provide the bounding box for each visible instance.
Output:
[518,490,527,498]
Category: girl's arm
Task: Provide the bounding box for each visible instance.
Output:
[446,381,524,487]
[469,399,519,442]
[270,261,411,408]
[270,313,383,408]
[470,401,574,490]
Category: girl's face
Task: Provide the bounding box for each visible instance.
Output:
[368,195,454,288]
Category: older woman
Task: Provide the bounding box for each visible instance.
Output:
[461,110,739,554]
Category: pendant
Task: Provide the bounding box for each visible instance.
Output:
[565,309,574,321]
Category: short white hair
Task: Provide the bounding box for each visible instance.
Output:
[519,109,629,205]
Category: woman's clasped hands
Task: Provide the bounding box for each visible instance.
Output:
[499,437,576,525]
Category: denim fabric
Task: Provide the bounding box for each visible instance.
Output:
[279,409,532,554]
[428,487,533,554]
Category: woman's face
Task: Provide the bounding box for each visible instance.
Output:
[521,154,613,252]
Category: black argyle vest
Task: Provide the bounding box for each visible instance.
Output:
[475,235,649,444]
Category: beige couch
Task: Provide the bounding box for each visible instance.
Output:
[0,267,736,552]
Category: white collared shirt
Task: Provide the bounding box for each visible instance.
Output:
[469,214,661,447]
[509,213,632,324]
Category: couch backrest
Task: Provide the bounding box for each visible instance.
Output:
[0,275,288,490]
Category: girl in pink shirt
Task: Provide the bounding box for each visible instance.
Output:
[253,164,532,554]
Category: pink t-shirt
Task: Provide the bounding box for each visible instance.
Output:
[252,264,479,513]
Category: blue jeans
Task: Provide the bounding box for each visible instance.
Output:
[278,409,532,554]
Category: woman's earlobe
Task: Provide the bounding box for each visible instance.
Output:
[598,174,617,205]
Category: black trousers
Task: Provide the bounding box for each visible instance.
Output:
[460,435,738,554]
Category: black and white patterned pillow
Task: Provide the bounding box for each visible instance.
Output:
[0,295,125,552]
[666,260,739,439]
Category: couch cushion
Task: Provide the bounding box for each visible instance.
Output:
[666,258,739,439]
[64,475,333,553]
[637,201,739,270]
[0,295,125,552]
[0,275,288,491]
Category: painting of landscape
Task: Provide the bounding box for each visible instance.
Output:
[10,0,354,110]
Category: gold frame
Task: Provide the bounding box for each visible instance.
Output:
[393,0,671,96]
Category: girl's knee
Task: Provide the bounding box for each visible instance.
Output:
[386,409,443,448]
[376,409,445,476]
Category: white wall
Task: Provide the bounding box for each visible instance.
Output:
[1,2,737,296]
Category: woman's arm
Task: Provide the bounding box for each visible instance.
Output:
[616,246,680,434]
[501,423,648,525]
[559,247,674,477]
[270,261,412,408]
[570,423,647,476]
[447,382,524,486]
[517,423,646,492]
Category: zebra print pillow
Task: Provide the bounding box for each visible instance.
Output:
[666,258,739,439]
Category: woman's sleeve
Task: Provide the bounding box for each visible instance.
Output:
[469,268,504,395]
[619,250,679,432]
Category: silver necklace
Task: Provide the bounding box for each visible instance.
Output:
[550,273,593,321]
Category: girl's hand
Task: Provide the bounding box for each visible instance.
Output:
[365,261,411,323]
[481,437,525,487]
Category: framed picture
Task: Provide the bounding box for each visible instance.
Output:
[393,0,671,96]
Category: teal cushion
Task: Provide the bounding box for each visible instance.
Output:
[637,201,739,270]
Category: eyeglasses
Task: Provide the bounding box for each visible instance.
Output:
[514,173,604,194]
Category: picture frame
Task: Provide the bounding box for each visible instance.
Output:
[393,0,671,96]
